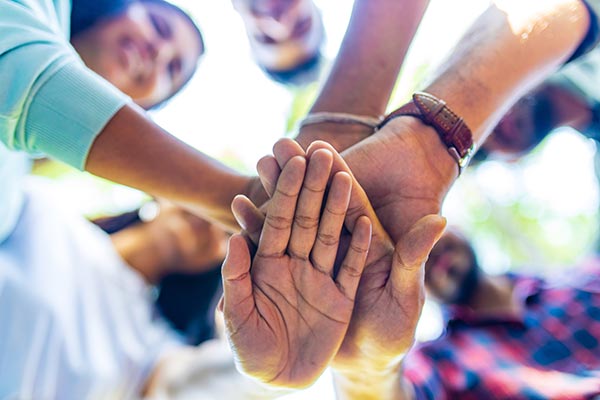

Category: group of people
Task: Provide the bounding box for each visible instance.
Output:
[4,0,600,398]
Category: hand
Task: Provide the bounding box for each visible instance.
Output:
[327,117,457,243]
[220,151,372,388]
[253,138,447,370]
[147,201,229,274]
[111,201,229,283]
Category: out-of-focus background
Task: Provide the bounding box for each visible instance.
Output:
[34,0,600,396]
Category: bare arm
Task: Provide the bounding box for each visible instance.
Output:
[331,1,593,399]
[428,0,591,145]
[295,0,430,151]
[85,105,262,231]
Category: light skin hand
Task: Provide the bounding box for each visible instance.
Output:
[220,151,372,388]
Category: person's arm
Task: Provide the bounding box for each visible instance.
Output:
[295,0,430,151]
[85,105,258,231]
[327,1,596,399]
[1,4,263,232]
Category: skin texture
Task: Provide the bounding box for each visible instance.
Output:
[72,1,203,108]
[221,151,372,388]
[296,0,430,151]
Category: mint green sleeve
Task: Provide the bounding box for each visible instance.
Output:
[0,3,131,170]
[23,56,131,169]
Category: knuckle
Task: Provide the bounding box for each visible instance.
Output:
[288,247,309,261]
[294,214,319,230]
[341,263,362,278]
[350,242,369,254]
[265,214,293,230]
[275,187,299,198]
[317,232,339,247]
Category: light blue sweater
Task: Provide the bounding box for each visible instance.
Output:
[0,0,131,242]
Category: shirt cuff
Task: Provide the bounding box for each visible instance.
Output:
[25,61,131,170]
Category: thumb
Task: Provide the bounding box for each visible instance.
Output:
[390,214,447,294]
[222,234,255,323]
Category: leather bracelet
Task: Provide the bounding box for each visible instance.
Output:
[378,92,475,175]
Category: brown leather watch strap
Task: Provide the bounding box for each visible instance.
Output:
[378,92,475,175]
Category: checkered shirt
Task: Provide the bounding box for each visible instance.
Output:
[404,259,600,399]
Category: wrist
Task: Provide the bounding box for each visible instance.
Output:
[383,116,458,191]
[332,360,409,400]
[296,122,374,152]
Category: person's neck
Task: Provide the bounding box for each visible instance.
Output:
[466,274,519,316]
[546,83,593,132]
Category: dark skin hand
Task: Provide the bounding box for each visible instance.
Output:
[220,150,373,388]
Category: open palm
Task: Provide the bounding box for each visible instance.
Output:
[252,138,447,371]
[221,151,372,388]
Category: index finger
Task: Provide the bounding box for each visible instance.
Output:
[307,141,394,262]
[256,155,306,258]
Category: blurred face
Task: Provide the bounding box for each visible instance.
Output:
[233,0,324,71]
[483,95,540,159]
[72,2,203,108]
[424,228,480,306]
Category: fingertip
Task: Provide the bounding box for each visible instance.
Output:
[354,215,373,248]
[257,156,280,197]
[273,138,305,168]
[231,195,252,229]
[223,234,250,278]
[285,155,307,178]
[306,140,334,157]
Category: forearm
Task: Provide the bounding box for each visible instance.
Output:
[333,362,414,400]
[296,0,430,150]
[86,105,250,231]
[425,0,591,146]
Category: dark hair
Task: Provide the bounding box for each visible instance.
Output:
[70,0,132,38]
[261,51,323,86]
[70,0,204,109]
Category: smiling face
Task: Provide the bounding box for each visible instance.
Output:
[424,227,481,306]
[72,1,203,108]
[233,0,324,72]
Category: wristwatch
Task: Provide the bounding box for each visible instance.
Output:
[378,92,475,175]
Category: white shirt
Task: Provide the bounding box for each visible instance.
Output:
[0,179,182,399]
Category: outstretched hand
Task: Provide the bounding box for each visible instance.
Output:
[244,138,447,372]
[220,150,372,388]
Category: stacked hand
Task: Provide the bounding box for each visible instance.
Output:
[229,132,447,388]
[220,149,372,388]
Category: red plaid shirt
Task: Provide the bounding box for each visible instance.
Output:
[404,259,600,399]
